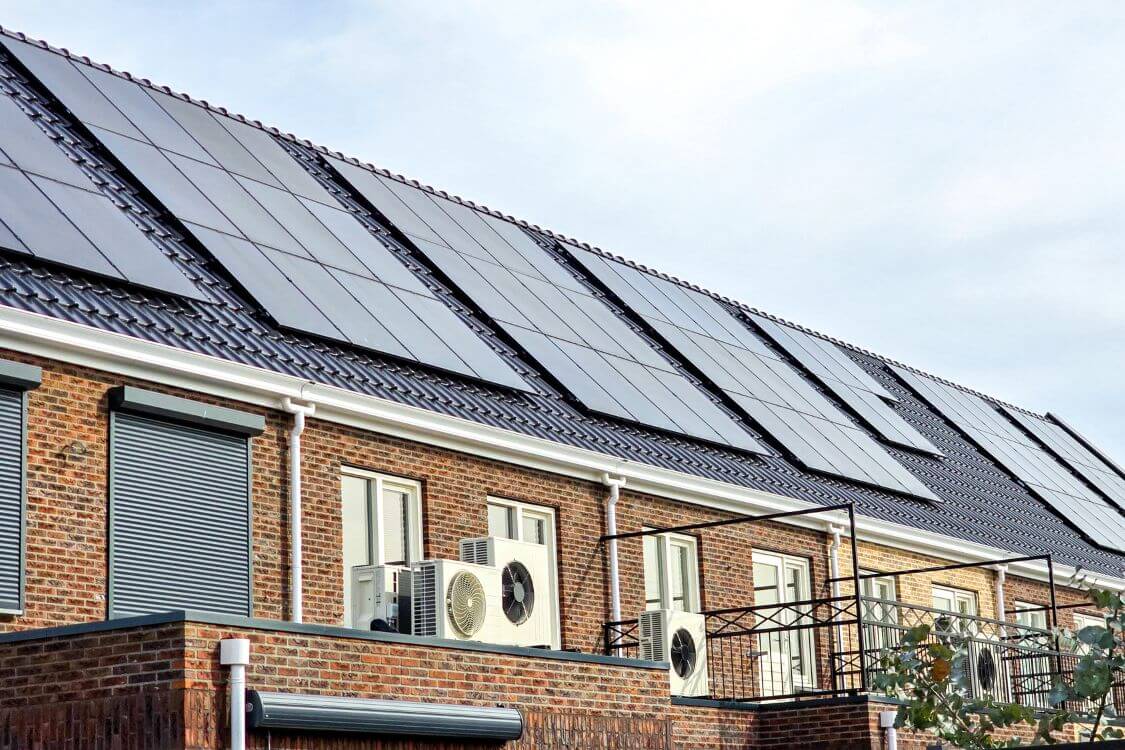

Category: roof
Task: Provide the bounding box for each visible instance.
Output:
[1,27,1123,577]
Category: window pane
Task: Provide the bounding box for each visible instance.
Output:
[341,475,370,625]
[488,503,513,538]
[643,535,663,609]
[666,546,684,611]
[522,513,546,545]
[753,561,780,605]
[381,487,409,565]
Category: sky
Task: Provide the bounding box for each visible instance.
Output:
[3,1,1125,457]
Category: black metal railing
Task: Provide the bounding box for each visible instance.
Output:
[604,594,861,702]
[605,595,1120,711]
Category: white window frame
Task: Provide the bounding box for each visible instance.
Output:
[932,584,978,616]
[341,467,423,563]
[642,529,701,613]
[486,496,561,648]
[1013,601,1049,630]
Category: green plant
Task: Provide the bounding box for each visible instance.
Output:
[871,588,1125,747]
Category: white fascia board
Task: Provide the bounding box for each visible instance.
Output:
[1,305,1122,591]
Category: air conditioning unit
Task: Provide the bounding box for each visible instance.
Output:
[459,536,557,648]
[350,564,411,633]
[639,609,710,697]
[411,559,503,641]
[967,639,1012,701]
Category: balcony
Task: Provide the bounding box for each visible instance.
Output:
[605,595,1121,711]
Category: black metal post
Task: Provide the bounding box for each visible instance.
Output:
[848,502,867,693]
[1046,555,1059,630]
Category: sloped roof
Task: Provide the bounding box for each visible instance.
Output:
[0,27,1123,577]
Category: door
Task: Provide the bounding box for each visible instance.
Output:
[1013,602,1052,708]
[753,551,816,696]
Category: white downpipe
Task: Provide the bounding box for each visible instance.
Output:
[879,710,898,750]
[994,564,1008,638]
[282,398,316,624]
[603,474,627,635]
[828,524,846,656]
[220,639,251,750]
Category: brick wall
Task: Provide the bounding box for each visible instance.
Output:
[0,347,1112,748]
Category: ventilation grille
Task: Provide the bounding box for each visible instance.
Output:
[639,610,665,662]
[411,562,437,637]
[459,539,490,566]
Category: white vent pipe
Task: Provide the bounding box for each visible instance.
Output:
[282,398,316,623]
[879,710,898,750]
[603,474,627,634]
[221,638,251,750]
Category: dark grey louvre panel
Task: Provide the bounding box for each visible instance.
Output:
[0,389,23,612]
[893,366,1125,552]
[110,412,251,618]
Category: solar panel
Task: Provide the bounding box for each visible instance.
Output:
[4,40,527,390]
[1003,408,1125,514]
[752,316,942,454]
[328,158,764,452]
[571,248,938,500]
[0,81,202,298]
[892,366,1125,551]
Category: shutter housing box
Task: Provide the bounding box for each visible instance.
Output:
[108,386,263,618]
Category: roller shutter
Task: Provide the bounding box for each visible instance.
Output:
[0,387,25,612]
[109,411,253,618]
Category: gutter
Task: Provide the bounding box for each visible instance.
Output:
[2,306,1123,592]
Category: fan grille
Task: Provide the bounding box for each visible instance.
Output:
[447,570,487,636]
[671,627,698,679]
[501,561,536,625]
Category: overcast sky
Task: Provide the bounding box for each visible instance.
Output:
[4,1,1125,457]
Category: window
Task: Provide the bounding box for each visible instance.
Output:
[341,469,423,626]
[486,498,552,546]
[1013,601,1048,631]
[932,585,978,616]
[932,584,979,637]
[485,497,560,647]
[0,359,40,615]
[642,531,700,613]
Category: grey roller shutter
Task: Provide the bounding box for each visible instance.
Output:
[0,388,25,612]
[109,411,253,618]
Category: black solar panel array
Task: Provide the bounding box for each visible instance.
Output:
[327,156,766,453]
[753,315,941,454]
[0,36,527,391]
[0,56,201,299]
[893,366,1125,551]
[4,32,1125,576]
[571,248,938,501]
[1004,408,1125,514]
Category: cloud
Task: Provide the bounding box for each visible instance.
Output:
[4,0,1125,457]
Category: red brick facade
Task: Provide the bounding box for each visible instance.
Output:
[0,347,1105,748]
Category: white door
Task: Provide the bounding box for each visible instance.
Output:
[753,551,816,696]
[1013,602,1052,708]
